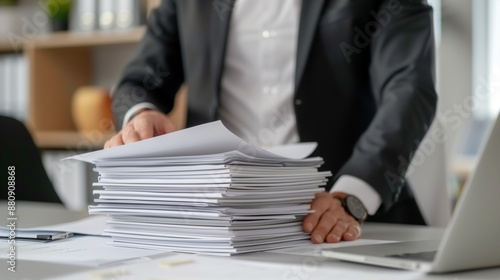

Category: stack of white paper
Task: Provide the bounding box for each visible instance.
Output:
[67,121,331,255]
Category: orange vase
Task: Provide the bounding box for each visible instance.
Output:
[72,87,114,133]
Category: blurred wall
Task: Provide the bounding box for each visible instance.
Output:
[0,0,50,39]
[438,0,473,161]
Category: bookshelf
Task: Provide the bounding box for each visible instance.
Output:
[24,27,186,149]
[32,130,116,150]
[25,28,142,150]
[0,0,187,150]
[0,40,15,54]
[25,28,144,49]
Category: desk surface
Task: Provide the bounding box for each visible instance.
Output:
[1,201,499,280]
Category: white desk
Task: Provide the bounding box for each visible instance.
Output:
[1,201,499,280]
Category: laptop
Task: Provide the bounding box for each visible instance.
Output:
[322,113,500,273]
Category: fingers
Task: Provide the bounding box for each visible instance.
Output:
[105,119,154,148]
[325,219,361,242]
[134,116,155,140]
[311,210,340,243]
[303,192,334,233]
[314,213,360,244]
[162,118,177,134]
[342,223,361,241]
[324,218,346,243]
[104,133,124,149]
[302,192,362,244]
[122,125,142,144]
[104,110,175,149]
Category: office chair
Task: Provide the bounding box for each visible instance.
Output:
[0,115,62,203]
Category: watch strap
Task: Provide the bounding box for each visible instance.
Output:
[337,195,368,224]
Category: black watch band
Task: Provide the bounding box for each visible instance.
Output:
[338,195,368,224]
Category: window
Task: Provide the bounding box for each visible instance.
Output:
[473,0,500,120]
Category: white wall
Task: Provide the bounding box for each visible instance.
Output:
[438,0,473,159]
[0,0,50,40]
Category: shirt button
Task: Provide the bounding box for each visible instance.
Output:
[263,86,279,95]
[295,99,303,105]
[262,30,276,38]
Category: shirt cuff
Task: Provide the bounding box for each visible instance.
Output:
[122,102,159,129]
[330,175,382,215]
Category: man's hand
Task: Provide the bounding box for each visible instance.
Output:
[105,110,177,148]
[302,192,362,244]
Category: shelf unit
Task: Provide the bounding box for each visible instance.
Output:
[25,28,143,150]
[0,0,181,150]
[24,27,187,150]
[32,130,116,151]
[25,28,144,49]
[0,40,16,54]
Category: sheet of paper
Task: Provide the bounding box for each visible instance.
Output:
[264,143,319,159]
[107,220,302,231]
[106,224,305,238]
[94,189,321,200]
[94,182,231,189]
[49,254,425,280]
[94,204,311,215]
[110,216,301,227]
[89,150,324,168]
[109,238,312,256]
[0,236,169,267]
[94,164,230,172]
[88,206,228,218]
[65,121,317,163]
[0,216,106,238]
[98,170,326,179]
[269,239,398,257]
[28,215,107,236]
[91,195,315,205]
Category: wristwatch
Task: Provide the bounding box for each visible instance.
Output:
[338,195,368,224]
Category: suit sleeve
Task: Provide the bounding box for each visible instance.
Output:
[112,0,184,131]
[336,0,438,212]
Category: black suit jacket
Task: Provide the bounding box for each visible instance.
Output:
[113,0,437,223]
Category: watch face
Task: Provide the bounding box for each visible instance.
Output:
[345,196,367,220]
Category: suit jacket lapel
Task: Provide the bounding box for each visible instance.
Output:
[210,0,235,100]
[295,0,326,91]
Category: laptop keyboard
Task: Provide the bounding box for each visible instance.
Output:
[386,251,437,261]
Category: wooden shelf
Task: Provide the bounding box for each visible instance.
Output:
[25,28,147,150]
[33,130,115,150]
[0,40,17,54]
[4,1,162,150]
[25,27,145,49]
[2,27,144,53]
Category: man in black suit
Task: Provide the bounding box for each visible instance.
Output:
[106,0,437,244]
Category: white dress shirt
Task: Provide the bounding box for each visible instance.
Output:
[218,0,301,148]
[123,0,382,215]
